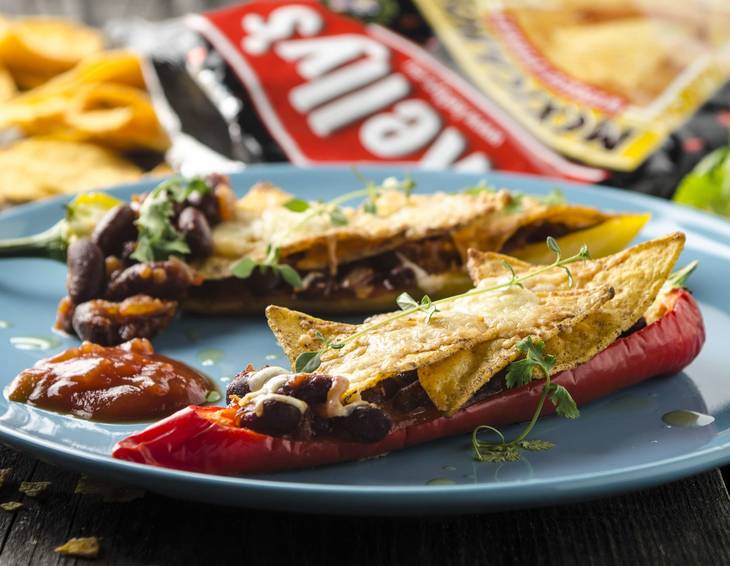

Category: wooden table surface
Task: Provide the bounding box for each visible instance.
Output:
[2,0,729,564]
[0,442,729,565]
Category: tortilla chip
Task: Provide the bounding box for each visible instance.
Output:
[451,197,611,257]
[0,65,15,101]
[65,83,169,151]
[466,232,685,373]
[267,282,613,413]
[0,17,103,77]
[0,138,141,202]
[211,188,510,271]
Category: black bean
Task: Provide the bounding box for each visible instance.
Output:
[247,266,282,296]
[281,374,332,405]
[71,295,177,346]
[236,399,302,436]
[297,272,333,299]
[91,204,137,256]
[186,191,221,225]
[384,265,415,290]
[106,259,195,301]
[360,378,400,404]
[342,405,391,443]
[66,239,106,303]
[226,372,252,403]
[71,301,118,345]
[177,207,213,259]
[392,380,432,413]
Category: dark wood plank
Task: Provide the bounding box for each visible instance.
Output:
[0,444,728,566]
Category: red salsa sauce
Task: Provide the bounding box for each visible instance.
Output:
[7,338,215,422]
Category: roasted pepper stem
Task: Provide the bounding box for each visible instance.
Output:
[0,192,122,262]
[0,222,66,261]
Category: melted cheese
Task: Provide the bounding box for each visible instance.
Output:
[239,366,309,415]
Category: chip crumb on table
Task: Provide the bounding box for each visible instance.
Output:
[18,480,50,497]
[75,474,145,502]
[54,537,100,559]
[0,501,22,511]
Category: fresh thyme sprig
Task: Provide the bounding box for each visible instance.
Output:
[472,336,579,463]
[294,237,591,372]
[232,170,416,289]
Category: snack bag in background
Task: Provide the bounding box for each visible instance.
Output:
[410,0,730,202]
[106,0,604,182]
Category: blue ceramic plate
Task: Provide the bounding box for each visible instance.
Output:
[0,165,728,515]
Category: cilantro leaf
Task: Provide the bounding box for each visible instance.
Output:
[474,443,521,463]
[505,336,555,389]
[131,177,211,263]
[546,383,580,419]
[276,264,303,289]
[231,257,257,279]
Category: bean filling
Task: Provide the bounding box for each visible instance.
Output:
[57,175,232,345]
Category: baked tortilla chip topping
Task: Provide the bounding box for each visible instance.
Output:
[268,233,685,415]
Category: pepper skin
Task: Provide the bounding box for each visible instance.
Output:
[113,288,704,475]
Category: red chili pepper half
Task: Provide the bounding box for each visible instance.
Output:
[113,288,705,475]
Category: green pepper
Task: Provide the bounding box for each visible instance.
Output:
[673,145,730,217]
[0,192,122,261]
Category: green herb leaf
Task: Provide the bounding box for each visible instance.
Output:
[541,187,566,205]
[363,200,377,214]
[396,292,419,311]
[462,180,495,195]
[231,257,258,279]
[329,207,348,226]
[546,236,560,255]
[505,193,524,213]
[517,439,555,451]
[295,351,322,373]
[546,383,580,419]
[284,198,310,212]
[562,265,574,288]
[505,336,555,389]
[578,244,590,260]
[401,175,416,197]
[673,145,730,217]
[424,305,439,324]
[130,177,211,263]
[476,444,521,463]
[276,264,303,289]
[668,260,699,289]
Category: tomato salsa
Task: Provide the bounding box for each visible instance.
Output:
[7,338,215,422]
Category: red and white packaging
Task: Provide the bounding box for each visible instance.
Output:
[187,0,605,182]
